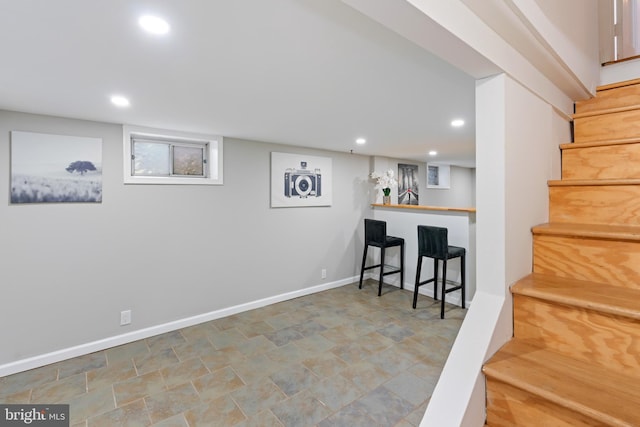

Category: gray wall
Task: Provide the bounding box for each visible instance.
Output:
[0,110,372,367]
[423,165,475,208]
[370,156,426,205]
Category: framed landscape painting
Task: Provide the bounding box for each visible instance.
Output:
[10,131,103,204]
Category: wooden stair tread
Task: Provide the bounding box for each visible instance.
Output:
[548,178,640,186]
[576,79,640,115]
[513,273,640,320]
[572,103,640,119]
[484,77,640,425]
[483,339,640,426]
[532,222,640,241]
[597,78,640,92]
[560,136,640,150]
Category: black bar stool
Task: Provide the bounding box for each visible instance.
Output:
[413,225,465,318]
[359,219,404,296]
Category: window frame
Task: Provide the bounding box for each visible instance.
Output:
[123,125,223,185]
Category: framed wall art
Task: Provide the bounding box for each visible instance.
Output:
[10,131,103,204]
[271,152,332,207]
[427,163,451,189]
[398,163,419,205]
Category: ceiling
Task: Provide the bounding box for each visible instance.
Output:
[0,0,479,167]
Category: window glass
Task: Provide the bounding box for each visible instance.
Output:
[133,141,170,176]
[123,125,223,185]
[173,145,204,176]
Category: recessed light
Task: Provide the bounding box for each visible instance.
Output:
[110,95,130,107]
[139,15,170,35]
[451,119,465,127]
[429,150,437,156]
[356,138,366,145]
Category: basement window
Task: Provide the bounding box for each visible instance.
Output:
[123,125,223,185]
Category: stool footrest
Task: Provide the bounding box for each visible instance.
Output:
[380,263,401,271]
[444,284,463,294]
[361,264,382,272]
[416,278,435,287]
[382,270,401,276]
[381,264,402,276]
[362,264,402,274]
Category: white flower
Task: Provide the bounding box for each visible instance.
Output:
[370,169,398,192]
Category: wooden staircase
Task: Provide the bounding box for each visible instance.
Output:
[483,79,640,426]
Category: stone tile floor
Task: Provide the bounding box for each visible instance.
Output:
[0,280,466,426]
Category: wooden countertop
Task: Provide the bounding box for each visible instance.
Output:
[371,203,476,213]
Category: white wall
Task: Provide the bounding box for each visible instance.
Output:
[370,156,426,205]
[601,58,640,85]
[0,110,372,373]
[397,0,575,114]
[370,156,475,208]
[339,2,591,425]
[422,73,566,426]
[525,0,600,93]
[423,166,475,208]
[505,77,563,285]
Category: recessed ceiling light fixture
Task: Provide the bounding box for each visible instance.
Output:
[139,15,170,35]
[428,150,438,156]
[451,119,465,127]
[110,95,130,107]
[356,138,366,145]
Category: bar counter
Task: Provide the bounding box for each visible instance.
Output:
[371,203,476,213]
[368,203,476,307]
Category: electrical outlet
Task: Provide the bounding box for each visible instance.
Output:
[321,268,327,279]
[120,310,132,326]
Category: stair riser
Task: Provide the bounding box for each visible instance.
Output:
[562,143,640,180]
[549,185,640,225]
[514,294,640,377]
[485,81,640,425]
[486,379,599,427]
[533,234,640,288]
[575,84,640,114]
[574,109,640,143]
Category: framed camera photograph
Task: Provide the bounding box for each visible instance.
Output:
[271,152,332,207]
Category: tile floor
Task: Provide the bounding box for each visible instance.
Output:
[0,280,466,427]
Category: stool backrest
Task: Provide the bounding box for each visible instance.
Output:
[364,219,387,245]
[417,225,448,259]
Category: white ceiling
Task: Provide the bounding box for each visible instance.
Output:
[0,0,479,167]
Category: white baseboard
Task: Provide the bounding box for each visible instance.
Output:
[0,276,358,377]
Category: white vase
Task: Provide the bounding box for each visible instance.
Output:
[383,195,391,205]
